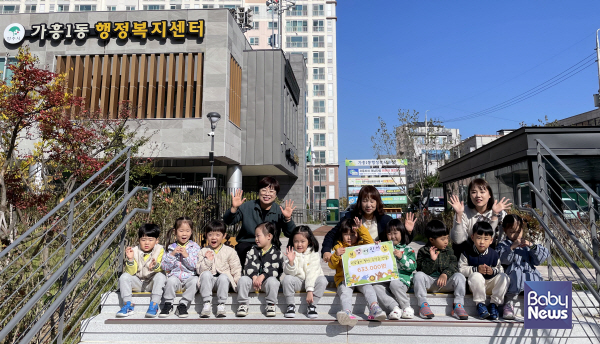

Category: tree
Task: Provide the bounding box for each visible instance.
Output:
[0,46,157,245]
[371,109,458,210]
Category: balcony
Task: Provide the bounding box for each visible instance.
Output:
[313,74,325,80]
[313,107,325,113]
[313,42,325,48]
[313,10,325,16]
[287,10,308,16]
[286,26,308,33]
[313,90,325,97]
[313,58,325,64]
[314,140,326,147]
[287,42,308,48]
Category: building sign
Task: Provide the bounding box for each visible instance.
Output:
[348,186,406,195]
[349,195,407,205]
[343,242,398,287]
[348,168,405,177]
[348,177,405,186]
[345,159,407,167]
[4,20,205,44]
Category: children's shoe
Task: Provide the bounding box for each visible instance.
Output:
[217,303,226,318]
[285,304,296,318]
[401,307,415,319]
[419,302,434,319]
[158,302,172,318]
[477,303,490,319]
[502,302,515,320]
[266,303,277,317]
[116,301,134,318]
[200,302,212,318]
[453,303,469,320]
[145,302,159,318]
[236,304,249,317]
[307,304,318,319]
[336,310,358,327]
[488,303,499,320]
[368,303,386,321]
[175,303,189,318]
[388,306,401,320]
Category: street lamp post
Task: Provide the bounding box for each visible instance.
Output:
[204,112,221,199]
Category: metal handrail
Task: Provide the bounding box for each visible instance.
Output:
[0,186,152,343]
[0,146,133,259]
[517,182,600,304]
[536,139,600,203]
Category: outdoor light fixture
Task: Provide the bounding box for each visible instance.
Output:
[206,112,221,180]
[207,112,221,131]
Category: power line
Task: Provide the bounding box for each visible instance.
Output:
[444,53,597,123]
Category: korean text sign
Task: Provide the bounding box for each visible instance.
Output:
[342,241,398,287]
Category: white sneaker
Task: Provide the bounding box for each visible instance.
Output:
[236,304,249,317]
[200,302,212,318]
[217,303,226,318]
[388,306,401,320]
[402,307,415,319]
[266,303,277,317]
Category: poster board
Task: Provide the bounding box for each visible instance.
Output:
[342,241,399,287]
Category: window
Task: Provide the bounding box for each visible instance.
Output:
[75,5,96,12]
[313,100,325,113]
[312,67,325,80]
[314,186,326,200]
[253,6,260,14]
[326,4,334,16]
[287,5,306,16]
[252,21,260,29]
[328,83,333,96]
[0,57,17,81]
[286,36,307,48]
[328,35,333,48]
[314,151,326,164]
[1,5,20,13]
[329,185,335,199]
[327,51,333,64]
[202,5,214,9]
[313,4,324,16]
[39,4,45,12]
[328,133,334,147]
[126,6,136,11]
[107,6,117,11]
[49,4,55,12]
[268,22,278,29]
[328,67,333,81]
[327,19,333,32]
[57,4,67,12]
[286,20,308,33]
[249,37,259,46]
[313,52,324,64]
[144,5,165,10]
[314,168,326,182]
[313,36,324,48]
[313,116,325,130]
[313,20,324,32]
[170,5,182,9]
[329,168,335,182]
[184,4,190,9]
[222,5,236,10]
[314,134,326,147]
[194,5,200,9]
[328,99,334,113]
[25,5,36,13]
[327,116,334,130]
[328,150,335,164]
[313,84,325,97]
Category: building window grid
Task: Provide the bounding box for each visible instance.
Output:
[286,20,308,33]
[314,151,326,164]
[313,36,325,48]
[312,52,325,64]
[313,67,325,80]
[249,37,259,46]
[1,5,20,13]
[313,20,324,32]
[75,5,96,11]
[286,36,308,48]
[287,5,307,16]
[314,134,326,147]
[313,116,326,130]
[313,84,325,97]
[313,100,325,113]
[312,4,324,16]
[313,168,326,182]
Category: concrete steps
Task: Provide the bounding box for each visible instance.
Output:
[78,290,600,344]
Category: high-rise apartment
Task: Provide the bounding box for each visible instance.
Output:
[0,0,339,208]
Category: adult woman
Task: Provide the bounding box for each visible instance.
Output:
[223,176,296,266]
[447,178,512,259]
[321,185,413,262]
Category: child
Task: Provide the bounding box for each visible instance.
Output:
[282,226,328,318]
[414,220,468,320]
[458,222,509,320]
[159,216,201,318]
[496,214,549,320]
[372,214,417,320]
[329,217,386,326]
[116,223,166,318]
[197,219,242,318]
[236,222,284,317]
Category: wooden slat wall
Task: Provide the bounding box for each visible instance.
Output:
[229,56,242,127]
[55,53,204,120]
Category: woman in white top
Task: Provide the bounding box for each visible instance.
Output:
[448,178,512,259]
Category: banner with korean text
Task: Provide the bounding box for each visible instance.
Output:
[343,241,398,287]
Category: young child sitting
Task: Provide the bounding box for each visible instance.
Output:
[160,216,201,318]
[372,214,417,320]
[197,219,242,318]
[117,223,166,318]
[282,226,328,318]
[458,222,509,320]
[236,222,284,317]
[414,220,468,320]
[329,217,386,326]
[496,214,550,320]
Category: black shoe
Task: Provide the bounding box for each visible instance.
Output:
[158,302,172,318]
[284,304,296,318]
[176,303,189,318]
[307,304,318,319]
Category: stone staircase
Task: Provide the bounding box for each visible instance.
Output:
[79,289,600,344]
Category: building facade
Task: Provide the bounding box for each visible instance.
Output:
[0,9,307,209]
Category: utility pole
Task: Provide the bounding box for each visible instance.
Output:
[595,29,600,107]
[266,0,295,49]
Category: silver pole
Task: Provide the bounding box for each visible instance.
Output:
[596,29,600,95]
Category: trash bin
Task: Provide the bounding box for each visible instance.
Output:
[326,199,339,225]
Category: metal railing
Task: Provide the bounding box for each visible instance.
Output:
[515,139,600,343]
[0,146,153,344]
[291,209,329,225]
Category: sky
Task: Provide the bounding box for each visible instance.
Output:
[336,1,600,192]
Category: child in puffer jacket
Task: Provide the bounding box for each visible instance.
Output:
[282,226,328,319]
